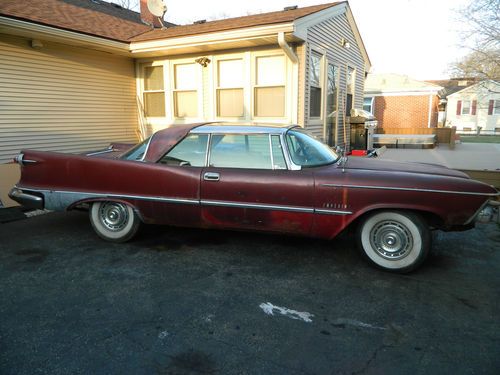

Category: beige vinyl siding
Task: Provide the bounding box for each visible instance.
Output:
[304,12,366,147]
[0,34,139,163]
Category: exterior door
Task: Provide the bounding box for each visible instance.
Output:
[324,63,339,146]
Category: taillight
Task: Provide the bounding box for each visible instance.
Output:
[13,153,37,166]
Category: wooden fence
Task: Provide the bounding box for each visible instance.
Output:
[375,127,457,149]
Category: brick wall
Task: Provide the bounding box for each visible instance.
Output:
[372,95,439,129]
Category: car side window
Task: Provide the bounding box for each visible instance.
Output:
[271,135,287,170]
[209,134,273,169]
[121,137,151,161]
[159,134,208,167]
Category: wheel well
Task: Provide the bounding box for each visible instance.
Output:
[68,199,145,223]
[352,208,445,230]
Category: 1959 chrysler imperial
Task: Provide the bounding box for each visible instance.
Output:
[9,123,499,272]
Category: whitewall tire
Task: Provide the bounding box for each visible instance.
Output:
[357,211,431,273]
[89,201,140,243]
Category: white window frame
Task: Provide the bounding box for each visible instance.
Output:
[323,61,340,142]
[493,100,500,115]
[347,66,356,96]
[213,54,246,120]
[308,49,325,124]
[140,62,167,120]
[461,99,472,115]
[170,58,203,121]
[363,97,374,114]
[251,51,288,120]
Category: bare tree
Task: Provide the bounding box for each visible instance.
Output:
[113,0,139,11]
[450,0,499,79]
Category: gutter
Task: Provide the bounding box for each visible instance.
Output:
[129,23,295,55]
[0,16,130,55]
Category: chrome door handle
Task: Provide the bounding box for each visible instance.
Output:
[204,172,220,181]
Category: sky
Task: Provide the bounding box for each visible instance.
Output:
[119,0,472,80]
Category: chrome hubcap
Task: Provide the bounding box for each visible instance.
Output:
[99,202,129,232]
[370,220,413,260]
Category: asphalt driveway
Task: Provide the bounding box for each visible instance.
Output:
[0,211,499,374]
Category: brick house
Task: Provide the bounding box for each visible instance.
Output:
[363,73,443,129]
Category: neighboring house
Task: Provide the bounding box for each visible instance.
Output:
[443,80,500,134]
[364,73,443,129]
[426,77,478,126]
[0,0,370,205]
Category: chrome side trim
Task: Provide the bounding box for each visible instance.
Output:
[141,134,154,162]
[322,184,500,197]
[86,146,114,156]
[314,208,353,215]
[17,187,353,216]
[200,199,314,213]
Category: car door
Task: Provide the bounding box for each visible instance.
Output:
[139,133,209,227]
[200,133,314,235]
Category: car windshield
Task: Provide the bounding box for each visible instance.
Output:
[121,137,151,161]
[285,128,339,167]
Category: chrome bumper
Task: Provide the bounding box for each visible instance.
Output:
[476,200,500,224]
[8,188,44,210]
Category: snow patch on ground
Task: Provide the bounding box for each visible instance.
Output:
[259,302,314,323]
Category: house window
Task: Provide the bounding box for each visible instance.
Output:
[461,100,471,115]
[325,64,339,145]
[347,67,355,95]
[217,59,244,117]
[346,67,355,116]
[143,66,165,117]
[493,100,500,115]
[254,55,285,117]
[173,63,198,118]
[309,52,322,118]
[363,97,374,114]
[326,64,339,116]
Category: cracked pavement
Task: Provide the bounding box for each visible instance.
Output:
[0,211,499,374]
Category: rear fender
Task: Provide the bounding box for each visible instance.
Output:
[67,198,145,222]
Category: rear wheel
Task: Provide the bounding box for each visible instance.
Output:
[357,210,431,273]
[89,201,140,242]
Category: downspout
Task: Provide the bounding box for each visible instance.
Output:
[278,32,299,125]
[427,94,433,128]
[278,32,298,63]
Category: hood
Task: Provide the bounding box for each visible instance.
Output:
[342,157,470,179]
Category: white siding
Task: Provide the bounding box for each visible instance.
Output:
[446,81,500,133]
[303,12,366,147]
[0,34,139,163]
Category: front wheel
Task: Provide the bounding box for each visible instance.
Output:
[357,210,431,273]
[89,201,140,243]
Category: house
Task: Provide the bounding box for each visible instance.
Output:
[0,0,370,206]
[364,73,443,129]
[427,77,478,127]
[442,80,500,134]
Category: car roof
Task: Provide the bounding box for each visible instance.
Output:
[144,122,298,162]
[191,122,297,135]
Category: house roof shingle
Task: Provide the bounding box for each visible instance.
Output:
[0,1,343,43]
[0,0,152,42]
[130,2,343,42]
[426,78,480,98]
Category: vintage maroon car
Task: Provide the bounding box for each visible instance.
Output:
[9,123,499,272]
